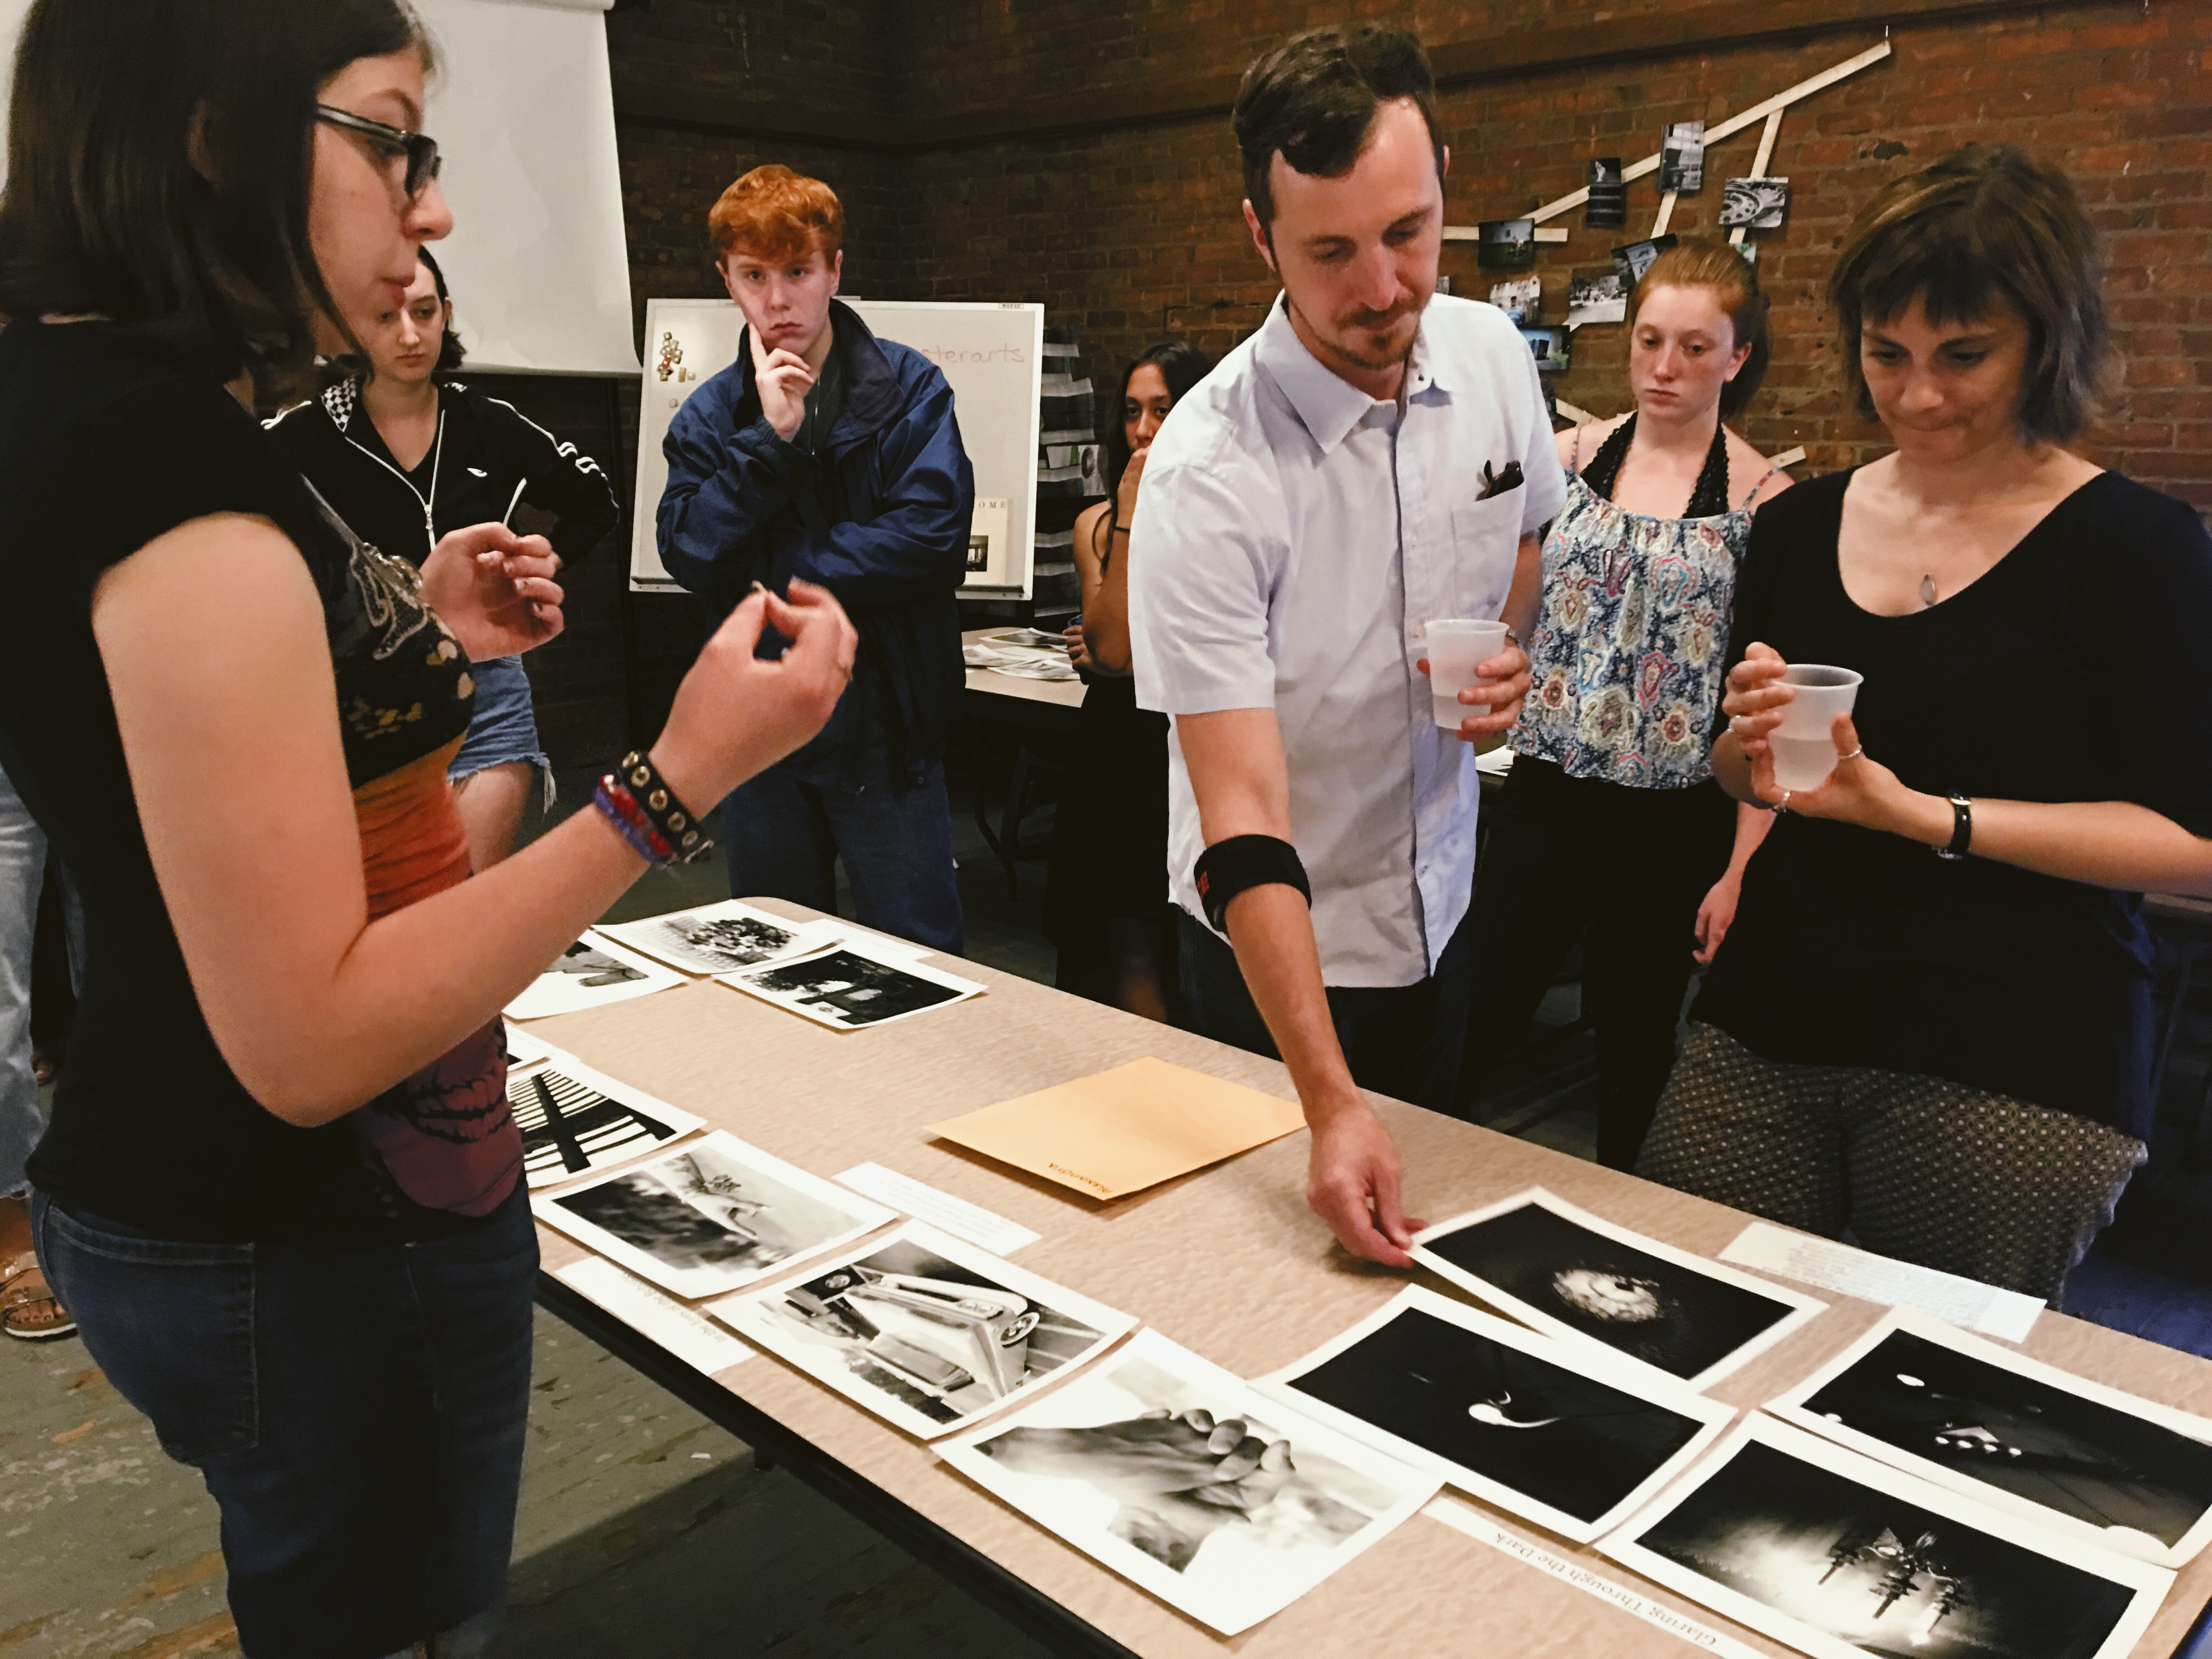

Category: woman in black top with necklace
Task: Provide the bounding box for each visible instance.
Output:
[1638,146,2212,1300]
[269,249,619,869]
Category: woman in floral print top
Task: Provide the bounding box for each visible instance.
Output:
[1455,239,1795,1169]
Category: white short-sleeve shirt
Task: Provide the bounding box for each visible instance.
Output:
[1128,293,1566,989]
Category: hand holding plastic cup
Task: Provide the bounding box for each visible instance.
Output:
[1769,663,1863,791]
[1424,618,1512,747]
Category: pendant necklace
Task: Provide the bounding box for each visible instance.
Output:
[1920,574,1938,607]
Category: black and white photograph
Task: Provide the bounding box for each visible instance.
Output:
[1410,1188,1824,1390]
[509,1057,706,1190]
[1768,1308,2212,1567]
[1488,274,1540,324]
[938,1330,1436,1635]
[710,1222,1136,1440]
[1612,233,1678,291]
[718,941,985,1032]
[504,929,686,1022]
[1719,176,1791,230]
[1520,324,1571,375]
[1601,1418,2172,1659]
[1585,155,1628,228]
[597,899,844,977]
[535,1130,896,1300]
[1255,1285,1733,1542]
[1660,120,1707,192]
[1476,216,1537,271]
[1566,271,1628,327]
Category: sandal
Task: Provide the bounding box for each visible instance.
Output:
[1,1250,76,1341]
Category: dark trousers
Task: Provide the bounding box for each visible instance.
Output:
[720,752,964,956]
[33,1184,538,1658]
[1455,755,1736,1169]
[1175,904,1474,1113]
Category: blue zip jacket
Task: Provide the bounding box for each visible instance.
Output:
[658,301,975,780]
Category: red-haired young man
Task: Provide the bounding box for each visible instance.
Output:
[659,166,975,951]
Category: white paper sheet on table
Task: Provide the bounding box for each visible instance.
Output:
[833,1163,1040,1255]
[505,929,686,1022]
[555,1256,753,1375]
[1718,1221,2043,1342]
[595,900,844,978]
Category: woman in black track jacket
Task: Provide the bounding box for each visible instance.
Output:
[268,250,619,867]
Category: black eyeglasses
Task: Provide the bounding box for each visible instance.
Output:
[315,104,442,200]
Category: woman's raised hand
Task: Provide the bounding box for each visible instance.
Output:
[420,523,565,659]
[648,579,857,816]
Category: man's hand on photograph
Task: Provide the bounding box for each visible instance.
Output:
[1306,1107,1423,1268]
[749,324,817,442]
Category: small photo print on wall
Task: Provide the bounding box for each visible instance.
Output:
[597,900,843,978]
[1660,121,1707,193]
[1255,1285,1734,1542]
[710,1221,1136,1440]
[508,1055,706,1190]
[1719,177,1790,230]
[1476,217,1537,271]
[536,1130,896,1300]
[1585,156,1628,229]
[1566,272,1628,328]
[1410,1189,1824,1391]
[1766,1307,2212,1567]
[938,1329,1437,1635]
[504,930,686,1022]
[1520,326,1571,376]
[1612,235,1679,292]
[719,942,985,1032]
[1488,275,1541,325]
[1600,1417,2172,1659]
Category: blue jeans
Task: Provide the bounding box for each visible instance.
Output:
[33,1186,538,1658]
[1,760,81,1197]
[449,654,551,807]
[720,737,964,956]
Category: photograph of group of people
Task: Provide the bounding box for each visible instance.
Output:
[1,3,2208,1656]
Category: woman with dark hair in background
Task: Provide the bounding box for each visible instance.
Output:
[0,1,852,1650]
[269,246,620,870]
[1639,146,2212,1301]
[1049,342,1212,1020]
[1455,238,1792,1169]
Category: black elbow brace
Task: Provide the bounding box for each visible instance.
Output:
[1194,834,1311,934]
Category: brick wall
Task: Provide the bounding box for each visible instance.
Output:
[524,0,2208,772]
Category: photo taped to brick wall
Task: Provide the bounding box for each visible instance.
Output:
[710,1221,1136,1439]
[1719,176,1790,230]
[1477,217,1537,271]
[719,941,985,1032]
[1410,1189,1823,1390]
[504,929,686,1022]
[535,1130,895,1300]
[509,1054,706,1190]
[1601,1417,2171,1659]
[597,899,844,977]
[938,1330,1436,1635]
[1566,272,1628,328]
[1767,1308,2212,1567]
[1255,1285,1734,1542]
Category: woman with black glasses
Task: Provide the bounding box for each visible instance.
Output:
[270,248,620,868]
[0,3,853,1651]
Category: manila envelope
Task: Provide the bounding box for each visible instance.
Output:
[927,1056,1306,1201]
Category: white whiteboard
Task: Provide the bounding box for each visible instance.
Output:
[630,298,1044,597]
[0,0,637,377]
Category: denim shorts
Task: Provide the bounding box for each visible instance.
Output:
[450,654,551,800]
[32,1186,539,1658]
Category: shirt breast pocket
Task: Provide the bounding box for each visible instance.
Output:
[1448,493,1526,617]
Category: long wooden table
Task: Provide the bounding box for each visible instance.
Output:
[525,900,2212,1658]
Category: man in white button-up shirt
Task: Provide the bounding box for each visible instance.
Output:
[1128,25,1565,1267]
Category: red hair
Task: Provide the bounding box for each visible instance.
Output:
[708,165,843,264]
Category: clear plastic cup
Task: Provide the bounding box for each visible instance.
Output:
[1770,663,1863,791]
[1424,619,1510,732]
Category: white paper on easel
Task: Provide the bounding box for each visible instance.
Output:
[1718,1221,2043,1342]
